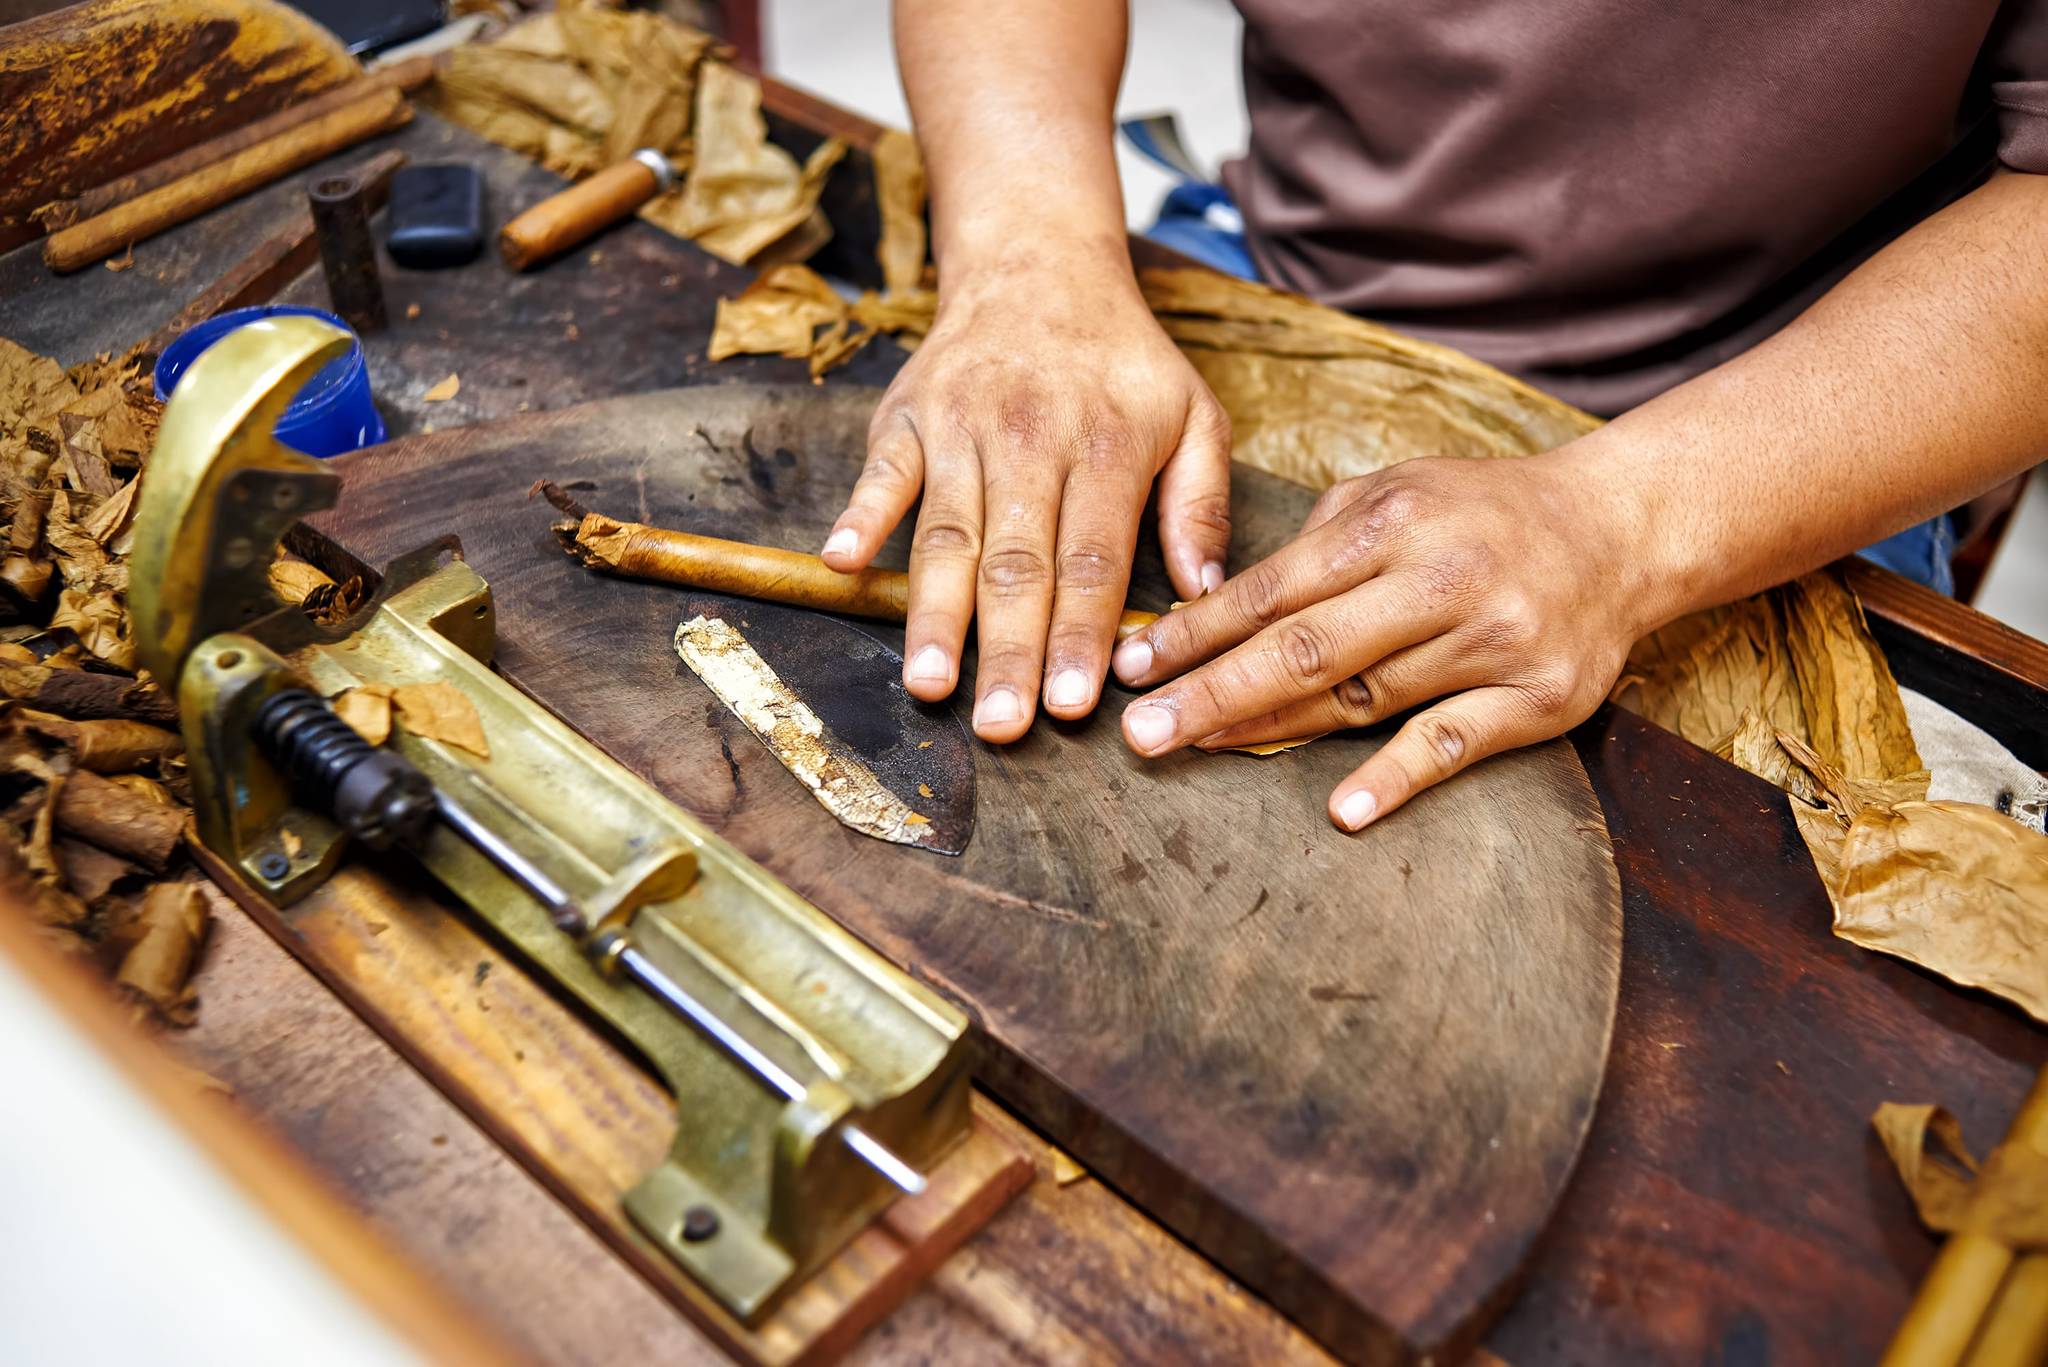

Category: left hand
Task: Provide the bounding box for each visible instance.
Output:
[1109,452,1655,831]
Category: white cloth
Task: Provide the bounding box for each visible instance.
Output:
[1901,687,2048,832]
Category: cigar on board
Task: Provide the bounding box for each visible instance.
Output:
[533,481,1162,641]
[31,57,435,234]
[42,85,414,273]
[498,149,678,271]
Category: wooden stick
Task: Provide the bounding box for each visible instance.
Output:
[1883,1067,2048,1367]
[32,58,433,234]
[43,87,411,273]
[539,485,1161,640]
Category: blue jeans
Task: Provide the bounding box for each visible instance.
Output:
[1136,170,1959,593]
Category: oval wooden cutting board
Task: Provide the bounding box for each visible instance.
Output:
[317,384,1623,1363]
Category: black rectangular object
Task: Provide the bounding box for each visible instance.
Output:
[287,0,444,56]
[386,164,486,269]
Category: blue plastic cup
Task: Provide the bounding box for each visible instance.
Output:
[153,305,386,458]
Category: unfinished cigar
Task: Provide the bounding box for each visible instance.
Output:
[539,483,1160,640]
[43,86,412,273]
[500,149,673,271]
[32,58,434,234]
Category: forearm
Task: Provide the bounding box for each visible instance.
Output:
[895,0,1132,287]
[1582,171,2048,631]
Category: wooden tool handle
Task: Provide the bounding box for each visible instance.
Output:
[568,515,1160,640]
[42,87,410,273]
[499,154,667,272]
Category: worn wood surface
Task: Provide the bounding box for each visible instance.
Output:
[185,848,1034,1367]
[176,890,1339,1366]
[308,384,1626,1364]
[0,0,357,254]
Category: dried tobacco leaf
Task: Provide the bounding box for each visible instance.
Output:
[423,373,461,402]
[1826,802,2048,1023]
[116,881,208,1027]
[651,62,845,266]
[52,769,186,871]
[707,263,848,361]
[268,556,335,605]
[333,683,395,747]
[50,585,133,671]
[392,681,490,758]
[9,707,180,774]
[1872,1098,2048,1244]
[1781,573,1922,781]
[873,128,927,295]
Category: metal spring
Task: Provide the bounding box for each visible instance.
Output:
[252,687,372,805]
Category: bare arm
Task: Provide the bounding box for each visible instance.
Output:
[1113,173,2048,830]
[822,0,1232,742]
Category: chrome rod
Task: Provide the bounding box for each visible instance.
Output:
[434,790,925,1197]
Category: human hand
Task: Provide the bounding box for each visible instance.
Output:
[1109,453,1657,831]
[820,258,1232,742]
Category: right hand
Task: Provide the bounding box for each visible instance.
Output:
[820,257,1234,742]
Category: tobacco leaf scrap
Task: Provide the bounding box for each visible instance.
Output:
[115,881,209,1027]
[333,683,395,747]
[1872,1099,2048,1246]
[873,128,928,295]
[391,681,490,759]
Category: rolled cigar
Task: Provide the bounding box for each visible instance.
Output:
[499,149,674,271]
[32,57,434,233]
[52,769,187,871]
[43,86,411,273]
[559,511,1161,642]
[1883,1067,2048,1367]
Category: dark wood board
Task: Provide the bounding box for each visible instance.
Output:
[310,384,1626,1364]
[1484,707,2045,1364]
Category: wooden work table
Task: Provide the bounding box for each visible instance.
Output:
[4,82,2044,1367]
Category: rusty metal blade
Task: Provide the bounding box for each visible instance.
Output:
[674,596,975,855]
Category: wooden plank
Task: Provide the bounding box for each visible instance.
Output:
[309,383,1625,1364]
[185,847,1034,1367]
[177,878,1338,1366]
[1843,557,2048,768]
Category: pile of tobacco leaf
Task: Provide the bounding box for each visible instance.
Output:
[0,337,209,1022]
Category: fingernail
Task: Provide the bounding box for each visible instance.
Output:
[822,527,857,559]
[1047,668,1090,709]
[1124,703,1175,753]
[1336,789,1378,831]
[1113,637,1153,682]
[1200,560,1224,595]
[975,687,1023,728]
[907,645,950,686]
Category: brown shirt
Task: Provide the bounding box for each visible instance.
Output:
[1223,3,2048,415]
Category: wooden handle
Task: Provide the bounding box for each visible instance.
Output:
[499,157,664,272]
[568,516,1160,640]
[42,87,410,273]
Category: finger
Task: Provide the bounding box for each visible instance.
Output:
[823,417,924,570]
[1327,685,1552,832]
[1042,462,1148,719]
[1154,397,1232,601]
[1299,479,1371,536]
[900,440,983,703]
[971,448,1064,742]
[1120,575,1445,757]
[1194,635,1480,750]
[1112,502,1393,690]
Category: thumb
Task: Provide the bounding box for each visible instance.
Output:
[1155,395,1233,601]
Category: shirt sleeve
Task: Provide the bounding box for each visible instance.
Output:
[1988,0,2048,171]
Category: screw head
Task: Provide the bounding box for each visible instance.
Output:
[257,852,291,882]
[680,1205,719,1242]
